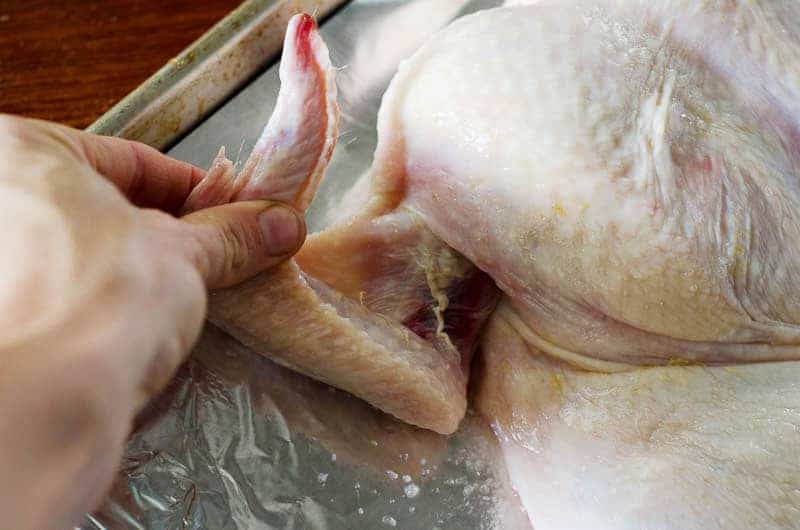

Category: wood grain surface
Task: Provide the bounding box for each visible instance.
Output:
[0,0,242,129]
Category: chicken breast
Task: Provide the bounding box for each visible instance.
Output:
[374,2,800,526]
[476,303,800,530]
[377,0,800,368]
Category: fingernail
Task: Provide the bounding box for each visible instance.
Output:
[259,205,302,256]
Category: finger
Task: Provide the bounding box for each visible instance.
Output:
[77,134,206,213]
[179,200,306,289]
[12,116,205,212]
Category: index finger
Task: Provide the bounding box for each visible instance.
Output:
[21,117,206,213]
[73,130,206,214]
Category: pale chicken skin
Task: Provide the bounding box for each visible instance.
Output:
[186,14,498,435]
[383,0,800,368]
[189,3,800,529]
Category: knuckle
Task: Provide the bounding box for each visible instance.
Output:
[0,115,82,160]
[0,114,22,136]
[0,115,33,148]
[214,215,260,281]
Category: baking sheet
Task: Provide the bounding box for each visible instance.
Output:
[82,1,530,528]
[87,0,347,151]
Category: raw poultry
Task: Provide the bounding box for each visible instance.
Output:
[186,3,800,528]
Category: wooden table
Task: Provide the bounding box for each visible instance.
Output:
[0,0,242,129]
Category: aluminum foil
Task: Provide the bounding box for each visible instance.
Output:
[82,1,528,528]
[83,326,524,529]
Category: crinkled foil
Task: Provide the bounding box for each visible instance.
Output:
[80,1,523,528]
[82,327,522,529]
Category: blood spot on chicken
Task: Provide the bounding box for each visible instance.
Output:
[294,13,317,69]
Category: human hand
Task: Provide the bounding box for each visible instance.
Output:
[0,115,306,529]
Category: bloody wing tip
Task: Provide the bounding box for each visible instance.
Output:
[293,13,318,68]
[295,12,318,32]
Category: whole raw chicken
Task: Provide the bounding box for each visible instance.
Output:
[185,2,800,529]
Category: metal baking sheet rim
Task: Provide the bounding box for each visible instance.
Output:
[86,0,348,151]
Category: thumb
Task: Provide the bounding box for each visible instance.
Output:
[180,200,306,289]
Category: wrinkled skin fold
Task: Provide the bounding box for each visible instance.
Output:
[188,3,800,528]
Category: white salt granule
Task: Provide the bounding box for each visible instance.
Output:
[404,484,420,498]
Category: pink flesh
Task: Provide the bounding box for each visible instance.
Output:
[183,14,337,214]
[183,13,499,434]
[296,209,500,372]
